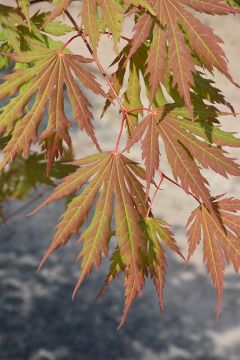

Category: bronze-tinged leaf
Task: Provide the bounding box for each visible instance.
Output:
[146,20,167,102]
[176,115,240,148]
[1,59,59,165]
[126,0,240,114]
[118,270,145,330]
[122,159,149,217]
[173,3,239,88]
[216,197,240,212]
[38,154,112,270]
[40,58,71,174]
[62,58,101,152]
[165,114,240,178]
[126,113,160,197]
[181,0,240,15]
[30,153,109,215]
[158,115,214,212]
[72,158,116,297]
[163,1,195,120]
[0,46,106,170]
[157,109,240,218]
[115,155,145,293]
[141,115,160,197]
[33,152,173,327]
[126,12,153,62]
[187,197,240,318]
[201,206,225,319]
[65,56,106,96]
[186,207,202,261]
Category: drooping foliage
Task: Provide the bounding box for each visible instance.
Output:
[0,0,240,328]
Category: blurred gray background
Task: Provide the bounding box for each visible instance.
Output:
[0,1,240,359]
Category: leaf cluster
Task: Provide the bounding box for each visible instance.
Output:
[0,0,240,327]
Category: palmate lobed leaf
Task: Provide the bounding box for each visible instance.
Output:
[126,0,240,119]
[187,196,240,318]
[126,107,240,215]
[0,42,106,172]
[30,151,183,327]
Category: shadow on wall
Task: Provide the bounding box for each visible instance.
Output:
[0,201,240,360]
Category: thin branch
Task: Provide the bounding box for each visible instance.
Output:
[163,173,201,204]
[64,9,81,33]
[146,170,164,218]
[64,10,131,42]
[60,33,82,51]
[65,9,133,149]
[114,112,126,154]
[101,31,131,42]
[128,107,154,115]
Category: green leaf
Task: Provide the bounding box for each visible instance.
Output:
[43,21,74,36]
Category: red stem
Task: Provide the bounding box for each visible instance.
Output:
[146,170,164,218]
[128,107,154,114]
[60,33,82,52]
[162,173,201,204]
[114,112,126,154]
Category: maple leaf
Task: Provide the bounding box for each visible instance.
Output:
[187,196,240,318]
[162,113,240,178]
[126,0,240,118]
[1,0,239,329]
[0,43,105,171]
[30,151,184,327]
[157,109,240,209]
[125,105,240,212]
[81,0,123,52]
[168,103,240,147]
[31,152,147,324]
